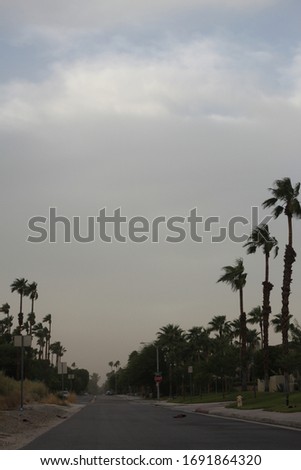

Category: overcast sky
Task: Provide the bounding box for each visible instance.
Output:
[1,0,301,384]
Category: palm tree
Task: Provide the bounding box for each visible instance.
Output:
[0,303,11,334]
[244,223,278,392]
[33,322,48,359]
[157,324,185,397]
[10,277,28,330]
[186,326,211,363]
[27,312,36,336]
[290,320,301,344]
[26,281,38,317]
[208,315,232,339]
[217,258,248,390]
[50,341,66,367]
[271,313,293,335]
[246,328,261,352]
[43,314,52,361]
[247,306,263,347]
[263,177,301,402]
[230,318,241,345]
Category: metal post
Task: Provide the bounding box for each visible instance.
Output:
[156,346,160,401]
[20,335,24,411]
[61,362,64,393]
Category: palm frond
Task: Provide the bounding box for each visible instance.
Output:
[262,197,278,209]
[217,258,247,291]
[272,205,284,218]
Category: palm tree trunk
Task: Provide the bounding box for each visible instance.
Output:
[18,293,24,329]
[239,287,247,391]
[281,245,296,402]
[281,215,296,405]
[48,323,52,361]
[262,252,273,392]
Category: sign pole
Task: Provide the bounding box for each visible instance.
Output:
[156,346,160,401]
[20,335,24,411]
[14,335,31,412]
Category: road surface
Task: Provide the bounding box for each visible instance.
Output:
[23,396,301,450]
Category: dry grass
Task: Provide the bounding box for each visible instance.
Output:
[41,392,77,405]
[0,372,76,410]
[0,373,82,449]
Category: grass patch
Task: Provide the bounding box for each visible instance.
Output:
[169,391,239,404]
[168,391,301,412]
[226,391,301,412]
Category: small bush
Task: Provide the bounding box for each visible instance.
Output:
[24,379,48,402]
[0,371,18,396]
[0,371,50,409]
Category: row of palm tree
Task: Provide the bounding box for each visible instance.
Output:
[110,311,301,397]
[107,177,301,397]
[217,177,301,395]
[0,278,66,368]
[10,278,38,331]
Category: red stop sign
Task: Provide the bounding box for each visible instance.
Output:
[154,375,162,383]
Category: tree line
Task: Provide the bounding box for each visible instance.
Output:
[106,177,301,399]
[0,278,89,393]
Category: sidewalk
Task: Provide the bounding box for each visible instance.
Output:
[157,400,301,430]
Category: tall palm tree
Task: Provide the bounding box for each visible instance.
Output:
[217,258,248,390]
[10,277,28,330]
[50,341,66,367]
[262,177,301,402]
[157,324,185,397]
[43,314,52,361]
[26,281,38,315]
[33,322,48,359]
[27,312,36,336]
[244,224,278,391]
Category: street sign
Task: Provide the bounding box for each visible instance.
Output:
[154,375,162,383]
[14,335,32,347]
[58,362,67,374]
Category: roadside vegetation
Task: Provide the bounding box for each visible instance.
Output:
[104,178,301,411]
[169,390,301,413]
[0,371,78,410]
[0,278,100,408]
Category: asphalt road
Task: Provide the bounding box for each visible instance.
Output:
[23,396,301,450]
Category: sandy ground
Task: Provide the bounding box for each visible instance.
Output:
[0,403,82,450]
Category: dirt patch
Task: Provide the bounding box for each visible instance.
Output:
[0,403,82,449]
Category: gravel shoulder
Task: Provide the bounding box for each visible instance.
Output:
[0,403,82,450]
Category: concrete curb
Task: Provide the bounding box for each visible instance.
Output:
[155,400,301,430]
